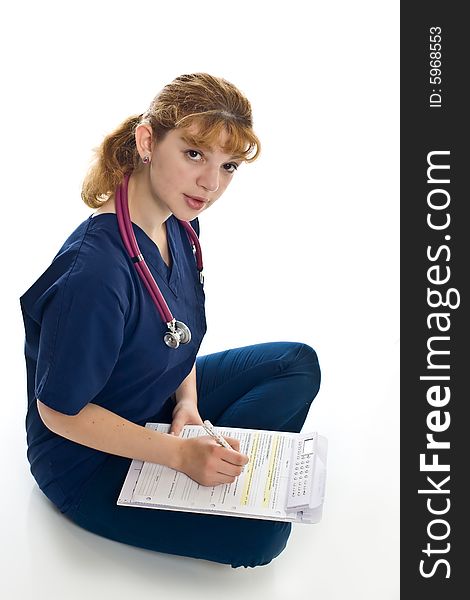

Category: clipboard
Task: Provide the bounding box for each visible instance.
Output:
[117,423,328,524]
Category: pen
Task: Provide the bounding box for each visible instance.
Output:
[202,420,233,450]
[203,421,246,474]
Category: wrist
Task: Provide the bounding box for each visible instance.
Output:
[150,431,186,472]
[174,395,198,407]
[169,436,186,472]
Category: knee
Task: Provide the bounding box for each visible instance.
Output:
[281,343,321,415]
[298,343,320,372]
[289,342,321,395]
[230,521,292,568]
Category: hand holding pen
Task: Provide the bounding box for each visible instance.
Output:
[202,420,235,450]
[202,420,247,475]
[176,420,249,487]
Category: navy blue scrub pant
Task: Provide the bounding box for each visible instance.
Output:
[64,342,320,568]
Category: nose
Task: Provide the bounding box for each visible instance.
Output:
[197,165,220,193]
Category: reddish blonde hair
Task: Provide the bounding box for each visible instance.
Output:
[81,73,261,208]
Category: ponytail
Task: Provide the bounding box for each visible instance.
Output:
[81,114,142,208]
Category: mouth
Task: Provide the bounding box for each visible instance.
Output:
[183,194,208,210]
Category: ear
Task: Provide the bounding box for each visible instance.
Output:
[135,123,154,160]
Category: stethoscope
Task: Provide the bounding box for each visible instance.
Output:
[115,172,203,349]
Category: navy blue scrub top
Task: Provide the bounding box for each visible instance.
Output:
[20,213,207,514]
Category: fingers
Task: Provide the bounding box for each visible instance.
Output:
[184,436,251,487]
[221,437,249,463]
[218,464,244,479]
[223,436,240,452]
[203,438,248,478]
[202,435,247,464]
[218,452,249,478]
[169,418,184,436]
[215,473,238,485]
[220,441,249,465]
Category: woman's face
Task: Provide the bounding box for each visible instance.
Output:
[148,124,242,221]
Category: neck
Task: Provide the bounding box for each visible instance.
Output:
[127,169,171,241]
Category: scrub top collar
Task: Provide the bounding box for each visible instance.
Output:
[90,214,182,297]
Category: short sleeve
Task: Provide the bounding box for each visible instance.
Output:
[35,264,127,415]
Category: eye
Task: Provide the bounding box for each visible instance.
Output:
[224,163,239,173]
[185,149,203,161]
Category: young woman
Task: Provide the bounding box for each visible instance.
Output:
[20,73,321,568]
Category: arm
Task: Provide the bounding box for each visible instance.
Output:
[37,363,200,463]
[174,362,198,405]
[169,365,249,484]
[170,363,204,435]
[37,398,249,486]
[37,399,183,470]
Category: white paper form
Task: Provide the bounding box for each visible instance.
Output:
[117,423,303,522]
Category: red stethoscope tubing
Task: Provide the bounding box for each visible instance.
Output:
[115,172,203,326]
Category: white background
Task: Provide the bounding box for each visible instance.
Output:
[0,1,399,598]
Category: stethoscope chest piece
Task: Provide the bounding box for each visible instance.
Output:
[164,320,192,349]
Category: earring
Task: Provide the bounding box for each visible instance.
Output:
[142,155,150,164]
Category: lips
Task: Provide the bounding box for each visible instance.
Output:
[184,194,208,210]
[185,194,208,202]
